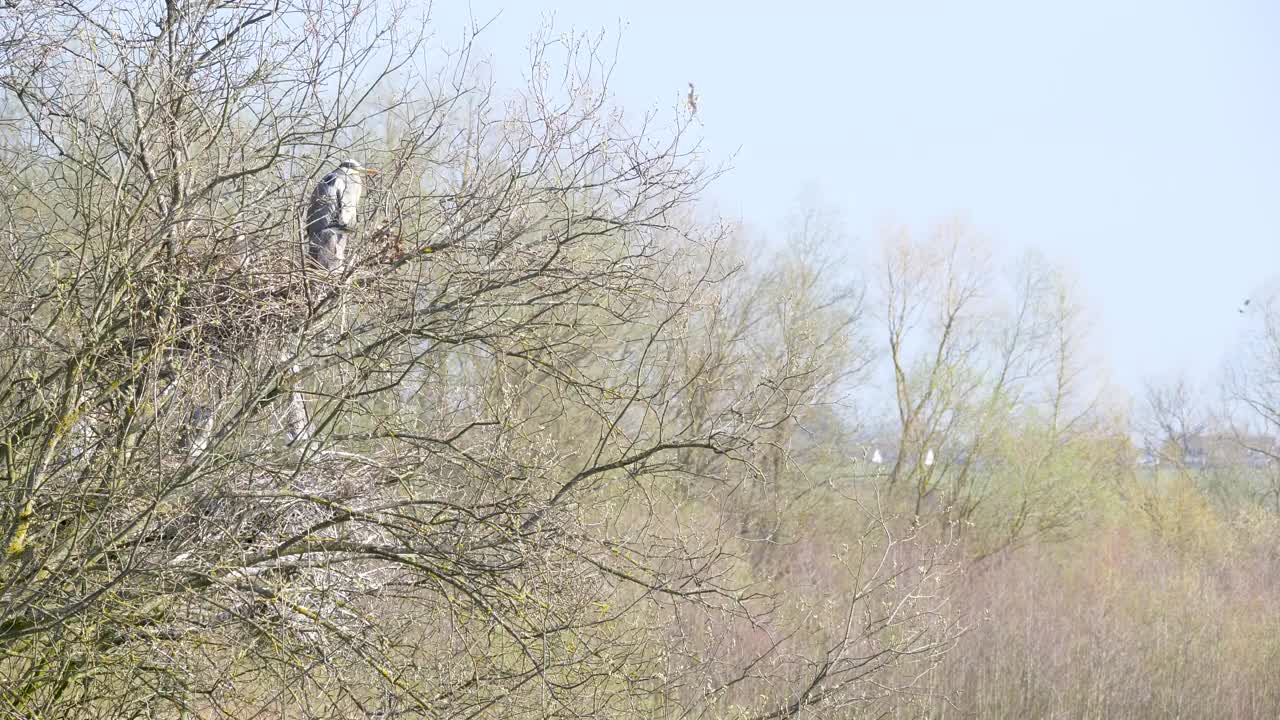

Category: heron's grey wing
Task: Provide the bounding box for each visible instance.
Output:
[306,172,343,233]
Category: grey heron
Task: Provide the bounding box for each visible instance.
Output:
[305,159,378,271]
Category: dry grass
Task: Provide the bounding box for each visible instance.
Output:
[935,509,1280,719]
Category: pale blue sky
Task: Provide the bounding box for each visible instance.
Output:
[432,1,1280,394]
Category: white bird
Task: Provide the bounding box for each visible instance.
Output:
[305,159,379,271]
[871,448,883,465]
[923,449,935,467]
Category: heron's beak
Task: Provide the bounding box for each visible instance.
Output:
[362,167,380,175]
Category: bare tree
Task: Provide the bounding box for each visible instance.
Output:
[1221,297,1280,513]
[1142,376,1211,465]
[0,3,960,718]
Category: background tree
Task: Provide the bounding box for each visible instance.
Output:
[875,220,1116,558]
